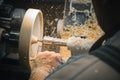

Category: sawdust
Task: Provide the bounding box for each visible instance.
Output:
[59,13,104,61]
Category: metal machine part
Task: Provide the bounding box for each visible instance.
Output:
[0,4,26,59]
[64,0,92,26]
[0,3,43,71]
[57,0,93,34]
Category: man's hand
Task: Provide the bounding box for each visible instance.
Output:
[29,51,64,80]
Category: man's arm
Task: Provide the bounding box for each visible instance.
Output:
[29,51,63,80]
